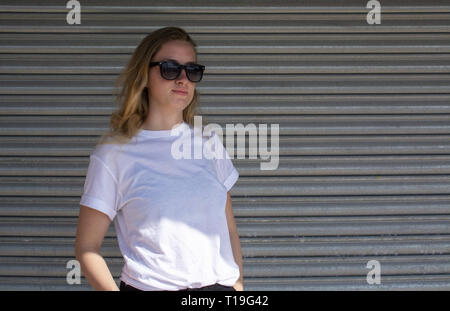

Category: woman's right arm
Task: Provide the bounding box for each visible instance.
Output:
[75,205,119,291]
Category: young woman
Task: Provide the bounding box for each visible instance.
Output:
[75,27,243,291]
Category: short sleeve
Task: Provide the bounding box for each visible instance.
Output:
[80,154,119,221]
[211,134,239,192]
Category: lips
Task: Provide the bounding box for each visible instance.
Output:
[172,89,188,95]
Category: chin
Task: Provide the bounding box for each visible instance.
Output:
[170,100,191,109]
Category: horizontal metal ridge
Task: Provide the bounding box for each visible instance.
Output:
[3,73,450,84]
[237,222,450,237]
[0,135,449,156]
[2,81,450,95]
[3,43,450,53]
[1,115,450,135]
[0,175,449,196]
[243,256,450,277]
[1,155,449,176]
[2,95,450,115]
[0,276,92,291]
[3,32,450,40]
[1,235,449,257]
[1,275,449,291]
[232,196,450,217]
[234,155,450,176]
[243,236,450,257]
[2,73,450,82]
[3,12,450,21]
[1,13,450,27]
[231,175,450,196]
[1,216,449,237]
[1,1,450,14]
[3,36,450,50]
[237,215,450,223]
[1,195,449,217]
[0,255,449,278]
[245,275,450,290]
[3,49,450,61]
[1,24,450,35]
[3,64,450,74]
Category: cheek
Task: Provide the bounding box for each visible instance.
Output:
[148,76,170,98]
[188,89,195,102]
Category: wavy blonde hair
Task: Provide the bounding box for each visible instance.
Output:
[97,27,201,145]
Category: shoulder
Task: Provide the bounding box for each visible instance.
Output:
[91,140,123,167]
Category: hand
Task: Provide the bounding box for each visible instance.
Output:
[233,279,244,291]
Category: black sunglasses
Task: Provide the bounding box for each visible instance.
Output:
[149,60,205,83]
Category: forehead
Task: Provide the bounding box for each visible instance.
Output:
[153,40,196,63]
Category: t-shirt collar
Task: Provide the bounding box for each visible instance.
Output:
[137,121,190,138]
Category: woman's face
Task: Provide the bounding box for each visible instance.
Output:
[147,40,197,113]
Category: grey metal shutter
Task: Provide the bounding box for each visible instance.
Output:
[1,0,449,290]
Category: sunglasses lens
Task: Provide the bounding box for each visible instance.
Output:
[157,61,204,82]
[161,62,181,80]
[186,65,204,82]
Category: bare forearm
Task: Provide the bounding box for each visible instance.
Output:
[77,251,119,291]
[230,231,244,289]
[225,192,244,290]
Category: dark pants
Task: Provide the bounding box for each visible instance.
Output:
[120,281,236,291]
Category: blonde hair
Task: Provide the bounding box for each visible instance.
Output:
[97,27,201,145]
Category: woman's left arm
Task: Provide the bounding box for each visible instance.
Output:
[225,191,244,291]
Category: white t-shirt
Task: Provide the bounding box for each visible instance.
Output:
[80,121,240,290]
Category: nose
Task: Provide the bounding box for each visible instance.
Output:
[175,68,189,84]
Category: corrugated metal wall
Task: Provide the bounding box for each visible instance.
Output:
[1,0,450,290]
